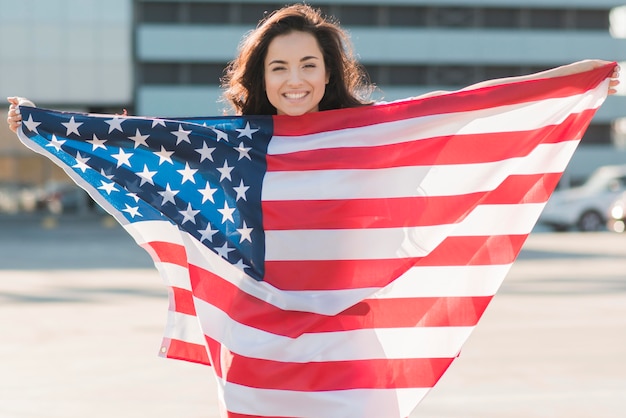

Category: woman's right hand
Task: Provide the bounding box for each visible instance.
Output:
[7,97,35,133]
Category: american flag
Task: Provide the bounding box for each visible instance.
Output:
[17,64,612,418]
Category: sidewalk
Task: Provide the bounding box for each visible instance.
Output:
[1,219,625,417]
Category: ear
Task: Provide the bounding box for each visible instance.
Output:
[325,71,330,85]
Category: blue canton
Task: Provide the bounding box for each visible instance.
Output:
[20,107,273,281]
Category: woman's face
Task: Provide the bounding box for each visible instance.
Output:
[264,31,330,116]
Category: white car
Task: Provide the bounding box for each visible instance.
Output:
[539,165,626,232]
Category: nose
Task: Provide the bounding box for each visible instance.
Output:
[286,69,303,86]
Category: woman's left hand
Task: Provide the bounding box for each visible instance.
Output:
[608,64,621,95]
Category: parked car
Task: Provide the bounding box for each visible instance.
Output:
[607,191,626,233]
[538,164,626,232]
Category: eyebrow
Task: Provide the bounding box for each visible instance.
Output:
[268,56,320,65]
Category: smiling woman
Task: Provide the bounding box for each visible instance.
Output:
[221,4,375,116]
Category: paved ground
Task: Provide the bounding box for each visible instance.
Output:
[1,214,625,418]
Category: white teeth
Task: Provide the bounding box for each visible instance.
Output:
[284,92,307,99]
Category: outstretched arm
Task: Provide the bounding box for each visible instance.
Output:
[414,59,620,99]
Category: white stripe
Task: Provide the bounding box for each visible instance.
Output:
[373,264,512,299]
[124,219,183,246]
[162,310,206,346]
[265,203,542,262]
[454,203,546,236]
[153,261,191,291]
[194,296,474,362]
[262,140,579,200]
[267,85,605,155]
[266,224,451,261]
[179,232,379,315]
[222,382,428,418]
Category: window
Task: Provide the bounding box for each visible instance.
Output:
[337,5,378,26]
[141,63,179,84]
[528,9,566,29]
[388,6,429,27]
[189,3,230,24]
[240,3,283,24]
[138,2,179,23]
[189,63,227,85]
[483,8,520,28]
[435,7,475,27]
[574,9,609,30]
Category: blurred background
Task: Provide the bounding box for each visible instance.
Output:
[1,0,626,227]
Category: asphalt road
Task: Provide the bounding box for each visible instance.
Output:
[1,214,625,418]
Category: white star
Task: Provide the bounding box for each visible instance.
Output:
[177,162,197,184]
[127,192,140,203]
[233,259,250,272]
[215,242,235,259]
[172,124,192,145]
[198,181,217,204]
[237,221,253,243]
[98,180,118,195]
[236,122,259,139]
[62,116,82,136]
[179,203,200,225]
[156,146,174,165]
[23,114,41,133]
[235,142,252,161]
[46,134,65,152]
[218,202,236,223]
[158,183,179,206]
[128,128,150,148]
[112,148,133,168]
[72,152,90,173]
[137,164,157,186]
[105,116,125,133]
[88,134,107,151]
[233,179,249,201]
[217,160,234,182]
[152,119,166,128]
[212,128,228,142]
[198,223,218,243]
[122,204,142,218]
[195,142,216,162]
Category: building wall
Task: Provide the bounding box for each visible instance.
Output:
[0,0,133,109]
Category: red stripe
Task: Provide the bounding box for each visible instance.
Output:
[263,257,418,291]
[267,110,592,171]
[142,241,188,266]
[171,286,196,316]
[263,173,560,230]
[416,234,527,267]
[264,234,526,291]
[163,338,211,366]
[272,65,612,136]
[143,234,526,293]
[189,263,492,336]
[204,335,454,391]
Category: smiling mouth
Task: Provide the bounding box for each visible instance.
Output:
[283,92,308,100]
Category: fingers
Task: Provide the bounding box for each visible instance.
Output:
[6,97,22,133]
[607,64,621,95]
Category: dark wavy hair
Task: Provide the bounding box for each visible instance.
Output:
[221,3,374,115]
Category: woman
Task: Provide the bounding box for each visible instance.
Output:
[4,3,623,418]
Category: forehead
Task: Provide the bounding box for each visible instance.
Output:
[265,31,323,62]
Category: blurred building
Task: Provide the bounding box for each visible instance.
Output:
[1,0,626,195]
[0,0,133,197]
